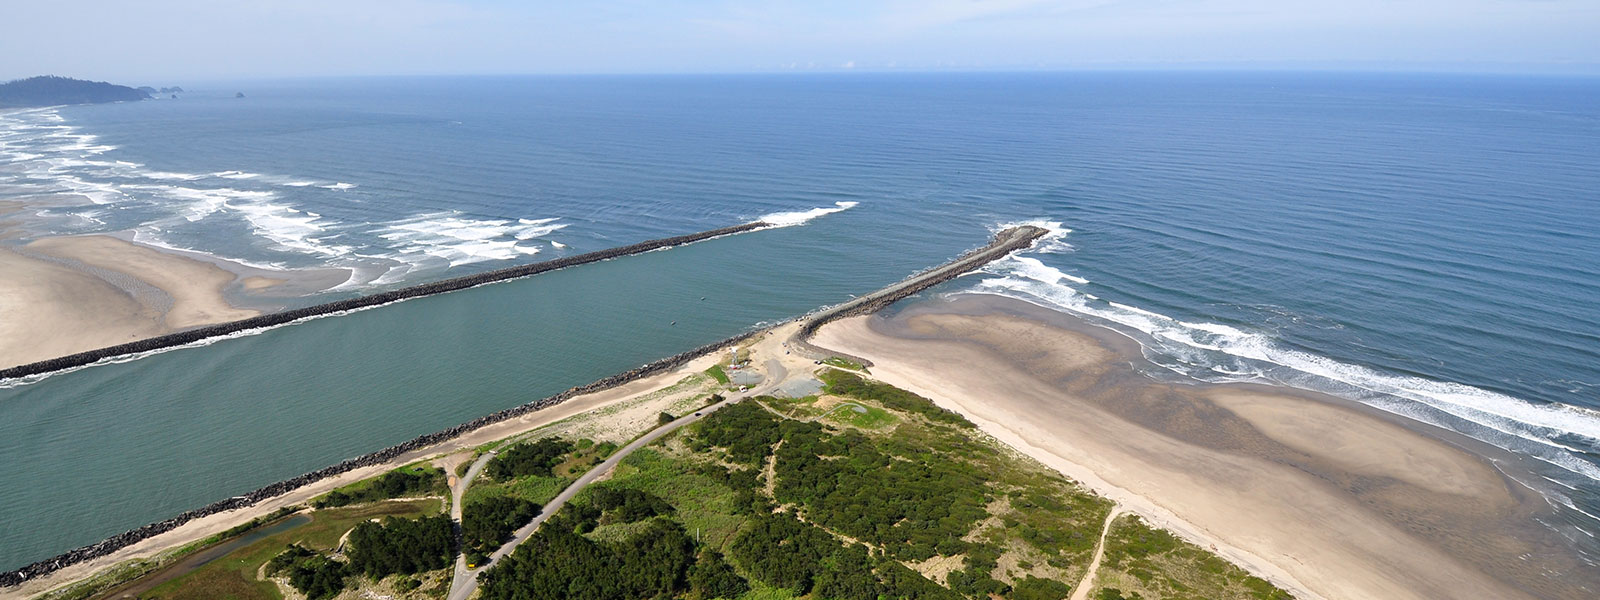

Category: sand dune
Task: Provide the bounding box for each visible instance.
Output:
[814,295,1591,600]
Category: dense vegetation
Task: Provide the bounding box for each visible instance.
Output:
[727,512,838,593]
[479,518,705,600]
[589,487,675,523]
[313,465,444,508]
[346,515,454,579]
[487,437,576,480]
[463,496,540,557]
[474,374,1129,599]
[0,76,149,107]
[265,545,346,600]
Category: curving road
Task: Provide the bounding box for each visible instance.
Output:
[446,360,788,600]
[446,448,499,595]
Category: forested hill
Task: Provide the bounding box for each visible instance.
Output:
[0,76,150,108]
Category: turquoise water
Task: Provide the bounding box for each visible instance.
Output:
[1,72,1597,569]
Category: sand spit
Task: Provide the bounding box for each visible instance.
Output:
[0,222,763,380]
[0,234,346,370]
[813,294,1594,600]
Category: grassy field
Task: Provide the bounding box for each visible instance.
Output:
[706,364,731,384]
[138,499,441,600]
[599,447,748,550]
[820,402,896,429]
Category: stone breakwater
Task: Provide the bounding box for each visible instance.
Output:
[0,222,765,381]
[0,328,760,589]
[0,222,1045,590]
[789,225,1048,364]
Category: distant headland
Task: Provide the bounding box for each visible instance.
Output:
[0,75,155,108]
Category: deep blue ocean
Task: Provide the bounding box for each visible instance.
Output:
[1,72,1597,571]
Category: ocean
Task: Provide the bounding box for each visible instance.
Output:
[1,72,1596,571]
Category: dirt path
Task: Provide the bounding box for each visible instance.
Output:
[1071,507,1125,600]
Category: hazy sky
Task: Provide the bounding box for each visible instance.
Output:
[5,0,1598,81]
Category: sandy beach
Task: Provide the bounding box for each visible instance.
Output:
[0,234,348,370]
[813,295,1594,600]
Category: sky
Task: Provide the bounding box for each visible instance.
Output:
[3,0,1598,81]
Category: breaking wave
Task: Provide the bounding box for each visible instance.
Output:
[758,201,858,227]
[0,107,570,290]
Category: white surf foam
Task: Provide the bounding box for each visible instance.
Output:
[321,182,356,190]
[967,229,1600,486]
[757,201,858,227]
[230,200,352,259]
[376,212,567,268]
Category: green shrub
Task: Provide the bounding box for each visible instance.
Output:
[463,495,540,554]
[346,515,454,578]
[487,438,576,480]
[266,545,347,600]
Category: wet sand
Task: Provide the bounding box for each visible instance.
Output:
[813,294,1594,600]
[0,234,348,370]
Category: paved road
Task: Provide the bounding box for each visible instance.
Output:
[446,449,499,595]
[445,360,788,600]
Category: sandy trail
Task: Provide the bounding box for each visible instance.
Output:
[1070,508,1125,600]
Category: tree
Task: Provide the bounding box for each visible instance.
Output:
[346,515,454,578]
[1012,575,1074,600]
[487,438,575,480]
[463,495,540,554]
[689,551,749,599]
[266,544,348,600]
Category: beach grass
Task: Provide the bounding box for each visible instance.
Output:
[758,395,825,419]
[822,402,896,429]
[1092,514,1293,600]
[821,356,867,372]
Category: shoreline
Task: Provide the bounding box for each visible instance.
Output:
[0,225,1043,593]
[812,293,1595,600]
[0,221,765,381]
